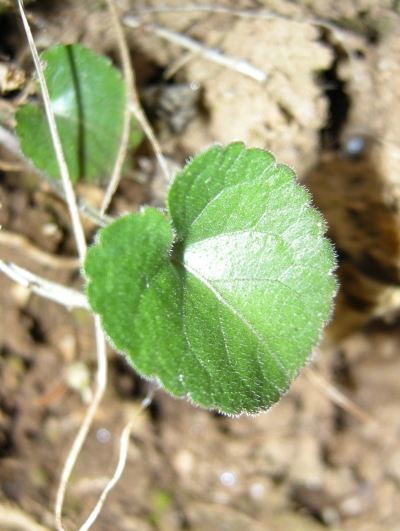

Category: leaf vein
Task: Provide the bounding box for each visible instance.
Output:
[219,302,278,403]
[217,302,267,404]
[186,147,248,231]
[182,262,291,385]
[181,284,216,402]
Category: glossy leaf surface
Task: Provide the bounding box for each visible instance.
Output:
[84,143,337,414]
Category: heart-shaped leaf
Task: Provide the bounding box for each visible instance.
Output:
[15,43,133,183]
[84,143,337,415]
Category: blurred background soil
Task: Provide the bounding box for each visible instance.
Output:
[1,1,400,530]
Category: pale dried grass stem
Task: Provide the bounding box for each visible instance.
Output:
[0,230,80,270]
[0,259,88,309]
[101,0,169,215]
[17,0,87,261]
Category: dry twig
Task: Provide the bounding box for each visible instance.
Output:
[15,5,108,531]
[304,365,377,426]
[123,15,268,82]
[101,1,169,216]
[0,230,80,270]
[0,259,88,308]
[17,0,87,262]
[79,389,155,531]
[54,314,107,531]
[100,0,134,215]
[0,158,27,171]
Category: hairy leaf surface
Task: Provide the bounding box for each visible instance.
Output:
[84,143,337,414]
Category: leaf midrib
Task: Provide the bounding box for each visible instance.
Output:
[176,257,291,391]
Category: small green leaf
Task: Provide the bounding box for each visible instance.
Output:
[84,143,337,415]
[15,43,131,182]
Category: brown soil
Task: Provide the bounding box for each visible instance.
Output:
[1,1,400,530]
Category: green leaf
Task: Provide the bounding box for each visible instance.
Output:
[15,43,133,183]
[84,143,337,415]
